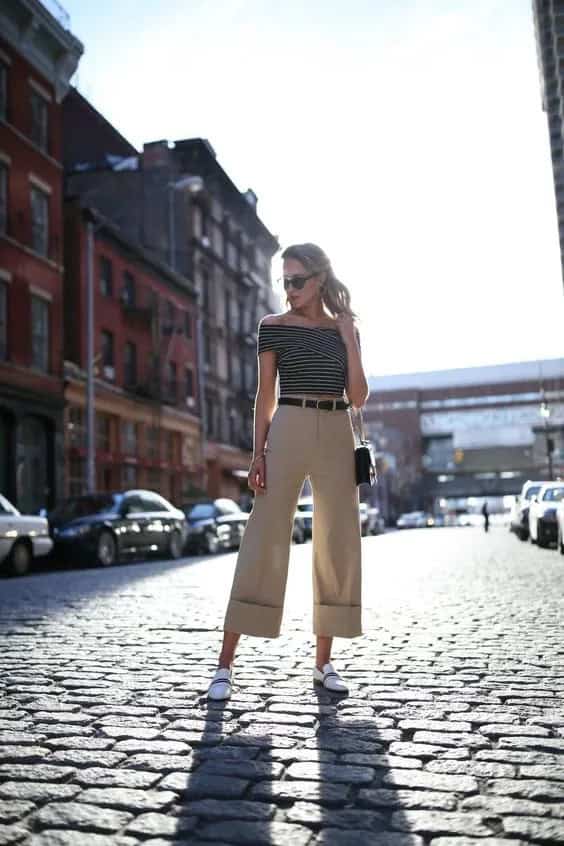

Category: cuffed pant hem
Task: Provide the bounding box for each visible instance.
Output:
[224,599,283,639]
[313,603,363,638]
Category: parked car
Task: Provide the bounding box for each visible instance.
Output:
[366,506,386,535]
[510,480,545,541]
[49,490,187,567]
[528,482,564,548]
[292,511,307,544]
[0,494,53,577]
[358,503,370,536]
[396,511,434,529]
[296,496,314,540]
[183,498,249,555]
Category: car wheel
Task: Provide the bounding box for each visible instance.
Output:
[168,530,183,560]
[537,524,548,549]
[559,527,564,555]
[6,541,32,577]
[518,528,528,541]
[96,531,117,567]
[204,532,220,555]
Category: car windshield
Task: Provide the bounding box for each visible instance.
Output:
[188,503,216,520]
[297,503,313,512]
[0,494,19,516]
[215,499,240,515]
[525,486,541,499]
[543,487,564,502]
[50,494,120,522]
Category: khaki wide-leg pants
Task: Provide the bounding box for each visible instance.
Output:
[224,403,362,639]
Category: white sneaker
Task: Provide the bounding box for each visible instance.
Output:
[313,662,348,692]
[207,666,234,700]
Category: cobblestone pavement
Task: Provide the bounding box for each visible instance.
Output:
[1,526,564,846]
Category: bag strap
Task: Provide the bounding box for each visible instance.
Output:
[351,405,367,444]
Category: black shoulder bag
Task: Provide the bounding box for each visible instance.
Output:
[352,406,376,487]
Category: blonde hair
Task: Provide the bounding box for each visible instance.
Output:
[281,243,357,319]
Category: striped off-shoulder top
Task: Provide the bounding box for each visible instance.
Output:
[257,321,357,397]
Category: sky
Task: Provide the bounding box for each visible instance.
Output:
[64,0,564,378]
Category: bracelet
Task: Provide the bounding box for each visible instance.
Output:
[252,450,267,461]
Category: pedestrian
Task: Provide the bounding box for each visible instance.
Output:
[207,243,369,700]
[482,501,490,533]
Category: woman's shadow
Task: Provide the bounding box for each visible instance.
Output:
[167,656,409,845]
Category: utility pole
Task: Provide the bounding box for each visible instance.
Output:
[85,217,96,493]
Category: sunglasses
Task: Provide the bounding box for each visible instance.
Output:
[281,271,320,291]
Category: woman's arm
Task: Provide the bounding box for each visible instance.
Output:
[248,344,277,493]
[337,316,369,409]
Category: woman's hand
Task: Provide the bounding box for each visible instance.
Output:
[248,454,266,494]
[335,314,358,346]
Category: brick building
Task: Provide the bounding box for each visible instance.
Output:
[0,1,82,512]
[63,90,280,498]
[63,199,201,503]
[366,358,564,522]
[533,0,564,291]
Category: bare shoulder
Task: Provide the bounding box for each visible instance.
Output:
[259,313,286,327]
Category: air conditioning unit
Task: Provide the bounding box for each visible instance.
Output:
[185,396,196,408]
[103,365,115,380]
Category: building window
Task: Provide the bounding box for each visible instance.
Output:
[167,431,175,463]
[101,329,114,379]
[68,458,85,497]
[0,281,7,360]
[30,90,49,151]
[213,222,224,257]
[227,241,238,270]
[192,205,203,238]
[31,295,49,371]
[184,311,192,338]
[121,421,137,455]
[96,413,111,451]
[147,467,161,492]
[0,63,7,121]
[167,361,177,402]
[122,464,138,488]
[100,256,113,296]
[185,367,194,399]
[201,270,212,312]
[67,406,85,448]
[124,341,137,386]
[205,396,214,438]
[167,300,175,323]
[30,186,49,256]
[0,163,7,235]
[121,271,136,306]
[147,426,159,460]
[225,290,231,329]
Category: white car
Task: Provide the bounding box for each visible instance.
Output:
[396,511,434,529]
[529,482,564,548]
[0,494,53,576]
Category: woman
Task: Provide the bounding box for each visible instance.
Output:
[207,243,369,700]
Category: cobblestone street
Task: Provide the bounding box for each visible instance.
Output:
[1,526,564,846]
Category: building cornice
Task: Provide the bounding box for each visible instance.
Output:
[0,0,84,103]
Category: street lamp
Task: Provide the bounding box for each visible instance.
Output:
[540,400,554,481]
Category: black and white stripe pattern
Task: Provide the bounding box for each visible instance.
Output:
[257,324,349,397]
